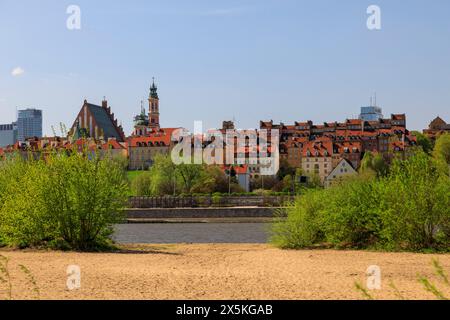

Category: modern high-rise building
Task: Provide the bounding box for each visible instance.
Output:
[17,108,43,141]
[0,122,17,147]
[359,106,383,122]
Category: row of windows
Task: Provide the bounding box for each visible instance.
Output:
[134,142,166,147]
[305,163,329,169]
[305,169,329,175]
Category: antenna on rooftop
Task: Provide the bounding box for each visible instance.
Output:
[374,92,377,106]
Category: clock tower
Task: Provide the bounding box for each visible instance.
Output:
[148,78,160,129]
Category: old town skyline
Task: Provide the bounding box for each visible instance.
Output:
[2,1,450,135]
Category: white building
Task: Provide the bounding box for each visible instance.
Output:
[325,158,358,188]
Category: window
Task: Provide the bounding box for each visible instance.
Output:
[314,164,319,173]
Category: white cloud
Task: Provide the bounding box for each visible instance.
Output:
[11,67,25,77]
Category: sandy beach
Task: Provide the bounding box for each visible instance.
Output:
[1,244,449,300]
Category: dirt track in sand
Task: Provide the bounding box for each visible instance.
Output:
[1,244,449,300]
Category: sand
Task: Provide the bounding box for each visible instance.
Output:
[1,244,449,300]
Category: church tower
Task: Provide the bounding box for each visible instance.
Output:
[148,78,160,129]
[132,100,150,136]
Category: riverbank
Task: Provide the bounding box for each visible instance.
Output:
[1,244,449,300]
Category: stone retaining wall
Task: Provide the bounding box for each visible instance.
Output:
[126,207,286,219]
[129,195,294,208]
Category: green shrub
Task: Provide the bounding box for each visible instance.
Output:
[271,189,327,248]
[378,152,450,250]
[212,194,222,206]
[0,149,129,250]
[271,151,450,251]
[315,176,382,248]
[130,171,152,196]
[0,155,54,247]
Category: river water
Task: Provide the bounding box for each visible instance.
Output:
[113,223,271,244]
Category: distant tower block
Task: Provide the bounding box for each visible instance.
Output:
[148,78,160,129]
[359,94,383,121]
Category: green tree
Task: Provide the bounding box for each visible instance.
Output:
[0,149,129,250]
[272,150,450,251]
[176,163,205,194]
[372,153,389,177]
[306,172,322,189]
[360,151,388,177]
[433,133,450,165]
[360,151,375,173]
[277,158,296,180]
[411,131,433,154]
[130,171,152,196]
[380,151,450,250]
[0,155,52,247]
[43,150,129,250]
[148,154,179,195]
[281,174,294,193]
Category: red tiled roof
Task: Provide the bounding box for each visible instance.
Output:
[221,165,249,175]
[334,141,362,153]
[102,139,126,150]
[391,114,406,121]
[128,128,179,147]
[294,121,311,127]
[302,140,333,157]
[346,119,363,125]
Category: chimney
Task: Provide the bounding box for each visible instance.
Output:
[102,99,107,109]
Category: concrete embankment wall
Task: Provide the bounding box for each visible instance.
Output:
[126,207,285,219]
[129,195,294,209]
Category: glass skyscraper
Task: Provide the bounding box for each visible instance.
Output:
[359,106,384,122]
[17,109,42,141]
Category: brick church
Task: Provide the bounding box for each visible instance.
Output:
[69,99,126,142]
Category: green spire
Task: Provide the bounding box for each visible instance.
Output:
[150,77,158,99]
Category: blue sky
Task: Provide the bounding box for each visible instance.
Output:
[1,0,450,135]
